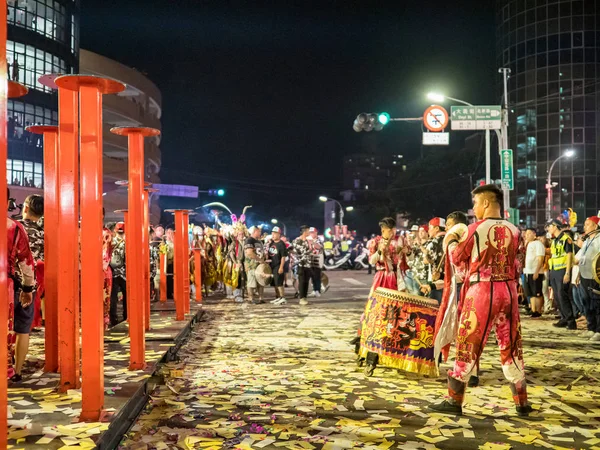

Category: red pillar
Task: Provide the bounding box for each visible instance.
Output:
[159,252,167,302]
[27,126,59,373]
[193,248,202,303]
[55,75,125,421]
[111,127,159,370]
[56,85,80,392]
[183,211,190,314]
[166,210,189,320]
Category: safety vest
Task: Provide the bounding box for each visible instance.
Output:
[549,233,571,271]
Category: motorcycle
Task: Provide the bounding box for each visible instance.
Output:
[323,251,354,270]
[353,247,369,270]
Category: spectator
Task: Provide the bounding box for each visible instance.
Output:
[109,222,127,326]
[523,228,545,318]
[13,195,43,381]
[574,216,600,341]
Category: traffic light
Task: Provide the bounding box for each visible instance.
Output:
[353,112,390,132]
[208,189,225,196]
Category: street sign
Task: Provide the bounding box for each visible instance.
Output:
[422,132,449,145]
[450,105,502,130]
[423,105,449,132]
[500,149,514,190]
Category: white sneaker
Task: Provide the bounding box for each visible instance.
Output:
[590,332,600,342]
[273,298,287,305]
[582,330,595,338]
[299,298,309,306]
[308,292,317,298]
[270,297,282,304]
[315,291,321,297]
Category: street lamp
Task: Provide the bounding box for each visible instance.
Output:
[427,92,473,107]
[319,196,345,226]
[271,218,287,236]
[546,150,575,222]
[345,206,354,212]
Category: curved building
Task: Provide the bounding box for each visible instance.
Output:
[496,0,599,227]
[6,0,79,203]
[79,50,162,223]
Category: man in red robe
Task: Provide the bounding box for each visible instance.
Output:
[430,184,531,417]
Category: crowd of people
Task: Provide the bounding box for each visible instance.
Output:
[358,183,600,416]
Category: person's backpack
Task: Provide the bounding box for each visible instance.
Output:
[110,240,125,269]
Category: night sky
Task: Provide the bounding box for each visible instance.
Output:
[80,0,497,226]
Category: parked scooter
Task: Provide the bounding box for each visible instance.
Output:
[323,251,353,270]
[353,247,369,270]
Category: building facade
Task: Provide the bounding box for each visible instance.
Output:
[340,153,405,202]
[79,50,162,223]
[6,0,79,203]
[496,0,600,227]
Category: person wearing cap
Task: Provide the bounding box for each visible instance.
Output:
[292,226,312,306]
[267,226,288,305]
[420,218,446,303]
[430,184,531,417]
[547,218,577,330]
[574,216,600,341]
[109,222,127,327]
[308,227,324,298]
[244,226,265,304]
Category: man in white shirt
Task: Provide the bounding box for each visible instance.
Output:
[575,216,600,341]
[523,228,546,318]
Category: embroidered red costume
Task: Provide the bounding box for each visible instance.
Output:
[368,236,400,291]
[445,218,528,407]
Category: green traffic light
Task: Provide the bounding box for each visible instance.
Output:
[378,112,390,125]
[217,189,225,196]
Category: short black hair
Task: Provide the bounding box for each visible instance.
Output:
[447,211,468,226]
[25,194,43,217]
[378,217,396,229]
[300,225,309,232]
[526,227,537,234]
[472,184,503,208]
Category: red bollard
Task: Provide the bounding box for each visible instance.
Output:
[183,211,190,314]
[165,210,191,320]
[56,84,80,392]
[27,125,59,373]
[111,127,159,370]
[159,252,167,302]
[193,248,202,303]
[56,75,125,421]
[142,188,157,331]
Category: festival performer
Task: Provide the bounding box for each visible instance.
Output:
[368,217,401,291]
[102,212,113,329]
[351,217,399,357]
[245,226,265,304]
[433,211,483,387]
[430,184,532,417]
[227,220,248,303]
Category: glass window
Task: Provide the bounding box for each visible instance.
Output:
[7,0,67,43]
[6,41,67,93]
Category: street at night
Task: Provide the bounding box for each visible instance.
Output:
[119,272,600,450]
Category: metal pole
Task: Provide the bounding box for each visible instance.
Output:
[546,156,563,222]
[57,86,80,392]
[485,129,491,184]
[28,126,59,373]
[499,67,512,213]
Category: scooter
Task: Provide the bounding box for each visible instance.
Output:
[353,247,369,270]
[323,251,353,270]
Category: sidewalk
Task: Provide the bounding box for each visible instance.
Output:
[7,298,205,449]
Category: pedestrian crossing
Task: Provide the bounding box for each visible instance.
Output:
[342,277,366,286]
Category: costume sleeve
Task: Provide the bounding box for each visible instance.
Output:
[15,223,35,287]
[449,224,476,265]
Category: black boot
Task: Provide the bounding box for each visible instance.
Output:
[428,399,463,415]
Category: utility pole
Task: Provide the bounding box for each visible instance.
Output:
[499,67,511,213]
